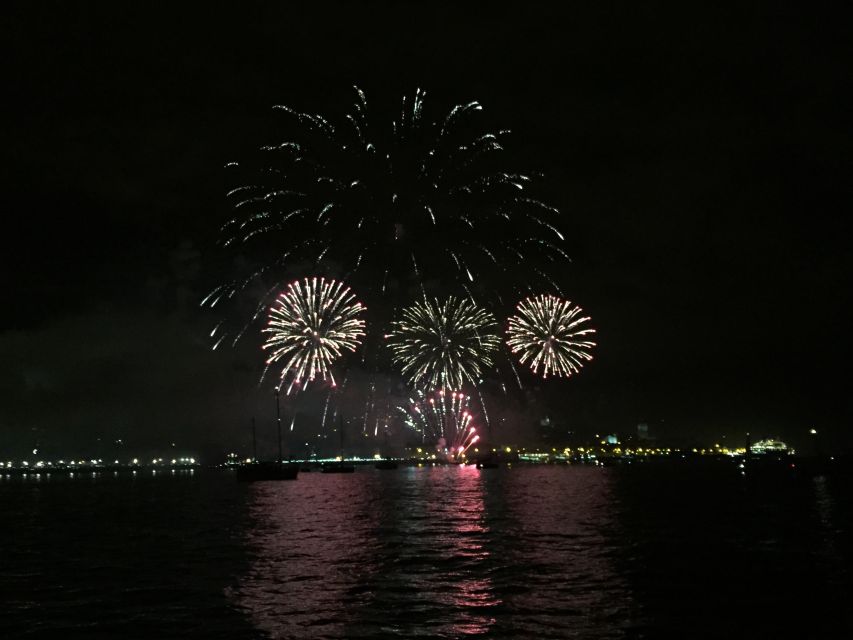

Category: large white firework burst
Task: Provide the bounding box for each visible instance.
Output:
[262,277,366,392]
[204,86,569,350]
[506,294,596,379]
[387,296,500,389]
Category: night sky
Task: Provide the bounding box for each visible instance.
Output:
[1,3,851,457]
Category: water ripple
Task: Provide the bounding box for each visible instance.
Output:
[232,466,636,639]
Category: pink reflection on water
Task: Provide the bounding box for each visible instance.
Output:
[229,466,635,638]
[420,465,500,636]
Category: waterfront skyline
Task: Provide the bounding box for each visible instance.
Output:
[1,4,851,456]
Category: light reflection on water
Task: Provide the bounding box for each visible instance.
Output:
[233,466,636,639]
[2,465,851,638]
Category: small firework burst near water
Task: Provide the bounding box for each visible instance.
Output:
[401,389,480,459]
[387,296,500,389]
[262,277,366,393]
[506,294,596,379]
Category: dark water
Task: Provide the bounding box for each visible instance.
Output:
[1,465,851,638]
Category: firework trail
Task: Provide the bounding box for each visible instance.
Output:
[506,294,596,378]
[387,296,500,389]
[262,277,366,393]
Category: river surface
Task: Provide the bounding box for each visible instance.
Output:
[1,464,851,638]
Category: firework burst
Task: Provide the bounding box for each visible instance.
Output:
[387,296,499,389]
[400,389,480,459]
[506,294,596,379]
[204,86,567,347]
[262,277,366,392]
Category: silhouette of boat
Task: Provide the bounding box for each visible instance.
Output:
[373,424,398,470]
[322,416,355,473]
[475,461,499,469]
[236,392,299,482]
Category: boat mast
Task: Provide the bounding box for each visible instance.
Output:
[276,387,282,464]
[251,416,257,462]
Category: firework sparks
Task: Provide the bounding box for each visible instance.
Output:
[387,296,500,389]
[400,388,480,459]
[262,277,366,392]
[205,87,568,348]
[506,294,596,379]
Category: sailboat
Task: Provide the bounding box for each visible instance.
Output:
[322,416,355,473]
[237,391,299,482]
[374,424,398,470]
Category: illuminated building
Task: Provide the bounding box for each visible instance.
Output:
[750,439,792,455]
